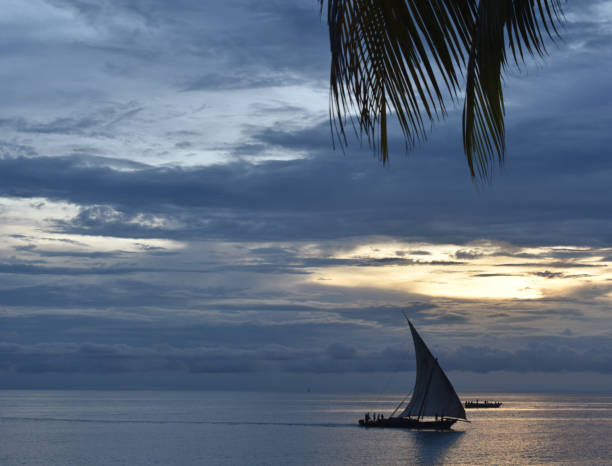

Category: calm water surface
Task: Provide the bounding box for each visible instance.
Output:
[2,391,612,465]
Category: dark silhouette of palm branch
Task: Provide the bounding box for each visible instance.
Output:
[322,0,563,179]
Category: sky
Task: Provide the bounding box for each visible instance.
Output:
[1,0,612,392]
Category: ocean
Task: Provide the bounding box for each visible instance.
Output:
[2,390,612,465]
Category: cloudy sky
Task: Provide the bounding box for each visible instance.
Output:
[1,0,612,392]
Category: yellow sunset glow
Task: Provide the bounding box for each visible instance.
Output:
[308,241,611,300]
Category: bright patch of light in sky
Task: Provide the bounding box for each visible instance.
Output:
[0,197,185,255]
[310,242,611,300]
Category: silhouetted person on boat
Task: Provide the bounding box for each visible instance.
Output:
[365,413,370,423]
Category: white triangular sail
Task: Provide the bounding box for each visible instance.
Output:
[399,321,467,420]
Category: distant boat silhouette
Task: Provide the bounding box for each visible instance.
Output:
[359,316,468,430]
[464,400,502,408]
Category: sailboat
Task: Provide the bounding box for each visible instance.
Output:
[359,318,468,429]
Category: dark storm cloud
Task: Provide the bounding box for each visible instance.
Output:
[406,250,431,256]
[0,313,368,349]
[3,337,612,375]
[44,0,328,86]
[496,261,600,268]
[531,270,565,279]
[0,303,475,357]
[286,256,464,267]
[21,249,125,259]
[1,300,610,376]
[0,282,185,308]
[455,249,484,260]
[0,262,151,275]
[2,100,612,246]
[482,306,585,325]
[339,304,472,327]
[489,248,609,262]
[444,341,612,374]
[490,250,540,259]
[0,342,259,374]
[0,277,258,309]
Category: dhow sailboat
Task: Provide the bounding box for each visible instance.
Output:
[359,318,468,429]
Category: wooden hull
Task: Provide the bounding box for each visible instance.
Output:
[358,417,457,430]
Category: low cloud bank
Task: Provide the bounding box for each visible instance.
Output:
[2,340,612,375]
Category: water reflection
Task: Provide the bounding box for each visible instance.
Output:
[411,430,465,464]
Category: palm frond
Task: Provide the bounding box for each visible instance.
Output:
[322,0,563,179]
[463,0,563,178]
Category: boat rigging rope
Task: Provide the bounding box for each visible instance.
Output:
[390,391,411,418]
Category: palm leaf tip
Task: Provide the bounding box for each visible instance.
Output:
[322,0,563,179]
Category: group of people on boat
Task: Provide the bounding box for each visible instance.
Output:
[364,412,385,424]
